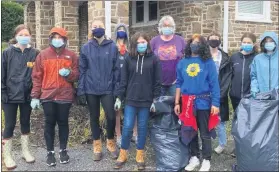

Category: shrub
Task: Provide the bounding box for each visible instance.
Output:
[1,1,24,42]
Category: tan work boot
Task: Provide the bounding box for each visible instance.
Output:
[93,140,102,161]
[2,139,17,170]
[106,139,118,159]
[114,149,128,169]
[136,149,145,170]
[21,135,35,163]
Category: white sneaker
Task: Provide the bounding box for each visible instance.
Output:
[185,156,200,171]
[199,159,210,171]
[214,145,225,154]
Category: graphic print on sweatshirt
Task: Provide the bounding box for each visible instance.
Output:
[186,63,201,77]
[158,45,177,61]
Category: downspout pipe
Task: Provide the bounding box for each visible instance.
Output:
[105,1,111,38]
[223,1,229,53]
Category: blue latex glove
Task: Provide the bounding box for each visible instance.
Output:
[59,68,70,77]
[150,103,156,112]
[252,92,257,98]
[30,99,40,109]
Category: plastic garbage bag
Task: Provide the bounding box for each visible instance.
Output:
[231,89,279,171]
[149,96,189,171]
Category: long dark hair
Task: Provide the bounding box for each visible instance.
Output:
[241,32,259,53]
[129,32,152,57]
[185,34,211,60]
[9,24,31,44]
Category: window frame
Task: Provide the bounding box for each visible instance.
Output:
[132,1,159,28]
[235,1,272,23]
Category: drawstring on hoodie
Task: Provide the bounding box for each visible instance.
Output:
[136,55,144,75]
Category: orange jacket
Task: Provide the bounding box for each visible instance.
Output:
[31,46,79,102]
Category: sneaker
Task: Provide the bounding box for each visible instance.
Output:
[199,145,202,150]
[185,156,200,171]
[230,149,236,158]
[59,149,70,164]
[46,151,56,167]
[199,159,210,171]
[214,145,225,154]
[117,137,121,148]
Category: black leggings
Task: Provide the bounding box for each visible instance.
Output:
[42,102,71,151]
[190,110,212,160]
[86,94,115,140]
[2,103,32,139]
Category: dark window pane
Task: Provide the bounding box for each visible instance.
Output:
[149,1,158,21]
[136,1,144,23]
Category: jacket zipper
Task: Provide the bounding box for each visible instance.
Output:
[55,54,59,101]
[269,57,271,90]
[241,55,245,98]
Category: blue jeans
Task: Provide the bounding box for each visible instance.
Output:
[121,105,149,150]
[217,121,227,147]
[161,84,176,96]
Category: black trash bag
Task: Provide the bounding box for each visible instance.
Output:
[231,89,279,171]
[149,96,189,171]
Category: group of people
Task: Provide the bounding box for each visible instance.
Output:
[1,14,278,171]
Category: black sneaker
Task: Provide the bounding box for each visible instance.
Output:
[47,151,56,167]
[59,149,70,164]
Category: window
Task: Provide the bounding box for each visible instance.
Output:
[132,1,158,27]
[235,1,271,23]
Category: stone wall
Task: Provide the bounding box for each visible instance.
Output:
[35,1,54,50]
[24,2,36,47]
[225,1,279,50]
[79,2,88,47]
[111,1,129,40]
[88,1,105,31]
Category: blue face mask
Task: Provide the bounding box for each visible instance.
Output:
[117,31,127,39]
[190,43,200,54]
[51,39,64,48]
[241,44,253,52]
[16,36,30,45]
[137,43,147,53]
[161,27,174,36]
[264,42,276,51]
[92,28,105,38]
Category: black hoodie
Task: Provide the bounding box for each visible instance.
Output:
[229,51,257,99]
[117,53,161,107]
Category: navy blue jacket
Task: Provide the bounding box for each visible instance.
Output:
[77,39,120,96]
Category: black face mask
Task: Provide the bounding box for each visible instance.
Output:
[208,40,221,48]
[190,43,200,54]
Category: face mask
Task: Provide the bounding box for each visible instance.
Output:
[117,31,127,39]
[208,40,221,48]
[241,44,253,52]
[190,43,200,54]
[137,43,147,53]
[92,28,105,38]
[264,42,276,51]
[161,27,174,36]
[16,36,30,45]
[51,39,64,48]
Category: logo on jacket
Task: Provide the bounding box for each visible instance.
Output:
[186,63,200,77]
[27,62,35,68]
[65,55,71,59]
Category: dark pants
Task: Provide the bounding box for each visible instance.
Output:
[121,105,149,150]
[230,96,241,120]
[86,94,115,140]
[2,103,32,139]
[42,102,71,151]
[190,110,212,160]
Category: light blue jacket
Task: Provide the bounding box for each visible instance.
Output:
[251,32,278,93]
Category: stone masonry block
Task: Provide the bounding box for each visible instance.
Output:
[206,5,221,19]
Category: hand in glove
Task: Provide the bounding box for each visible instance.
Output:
[150,103,156,112]
[114,98,122,111]
[77,95,87,106]
[251,92,257,99]
[30,99,40,109]
[59,68,71,77]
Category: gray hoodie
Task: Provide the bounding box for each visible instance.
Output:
[113,23,129,48]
